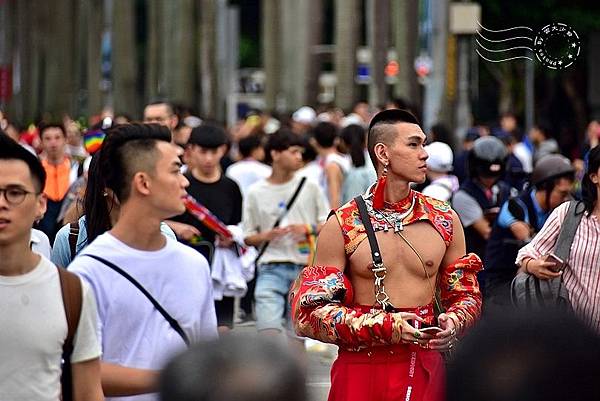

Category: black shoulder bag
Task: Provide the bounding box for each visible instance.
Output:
[511,200,585,310]
[254,176,307,266]
[82,254,190,346]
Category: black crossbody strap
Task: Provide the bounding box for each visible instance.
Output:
[83,254,190,346]
[553,200,585,265]
[354,195,383,266]
[255,176,307,263]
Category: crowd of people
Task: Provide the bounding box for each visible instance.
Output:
[1,99,600,401]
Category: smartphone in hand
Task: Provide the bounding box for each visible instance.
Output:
[542,253,565,272]
[420,326,444,334]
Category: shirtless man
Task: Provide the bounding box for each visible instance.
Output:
[290,109,483,401]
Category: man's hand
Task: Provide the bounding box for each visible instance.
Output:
[427,313,458,352]
[524,257,562,280]
[263,227,290,242]
[286,224,309,240]
[395,312,435,346]
[216,235,234,248]
[165,221,201,241]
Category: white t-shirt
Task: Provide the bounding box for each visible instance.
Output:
[319,153,351,197]
[243,175,330,265]
[30,228,52,258]
[68,233,218,401]
[225,159,272,197]
[0,256,100,401]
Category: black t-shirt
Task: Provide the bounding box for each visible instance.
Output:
[173,172,242,261]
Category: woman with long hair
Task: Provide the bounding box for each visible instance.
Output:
[516,145,600,332]
[339,124,376,204]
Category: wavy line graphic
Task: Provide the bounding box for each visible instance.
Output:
[476,21,533,33]
[476,21,581,69]
[476,22,535,64]
[477,31,533,43]
[476,49,533,63]
[475,39,533,53]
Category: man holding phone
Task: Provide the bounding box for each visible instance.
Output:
[290,110,483,401]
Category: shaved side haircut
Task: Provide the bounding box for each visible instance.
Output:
[98,123,172,203]
[367,109,420,170]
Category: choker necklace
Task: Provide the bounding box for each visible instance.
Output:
[364,192,416,233]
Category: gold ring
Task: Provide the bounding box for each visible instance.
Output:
[413,330,421,339]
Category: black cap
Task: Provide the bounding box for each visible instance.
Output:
[188,124,228,148]
[368,108,420,132]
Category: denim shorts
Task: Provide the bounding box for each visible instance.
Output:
[254,262,303,332]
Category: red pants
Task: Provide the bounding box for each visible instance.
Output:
[328,343,445,401]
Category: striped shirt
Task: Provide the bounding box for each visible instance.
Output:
[516,201,600,332]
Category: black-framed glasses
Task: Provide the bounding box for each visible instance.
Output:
[0,186,38,205]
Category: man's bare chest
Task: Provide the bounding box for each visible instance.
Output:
[348,222,446,281]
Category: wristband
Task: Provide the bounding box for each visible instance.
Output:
[524,258,532,273]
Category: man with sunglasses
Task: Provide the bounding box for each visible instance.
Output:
[0,132,103,401]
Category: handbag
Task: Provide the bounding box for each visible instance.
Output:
[83,254,190,346]
[510,201,585,310]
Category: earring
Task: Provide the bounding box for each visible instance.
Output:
[373,163,388,209]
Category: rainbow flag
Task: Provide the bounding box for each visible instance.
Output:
[84,129,106,154]
[183,194,233,239]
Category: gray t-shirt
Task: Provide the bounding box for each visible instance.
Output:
[452,189,483,227]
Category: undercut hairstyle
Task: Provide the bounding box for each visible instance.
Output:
[160,334,307,401]
[98,123,172,204]
[367,109,420,169]
[238,134,263,158]
[39,122,66,138]
[0,131,46,192]
[263,128,302,165]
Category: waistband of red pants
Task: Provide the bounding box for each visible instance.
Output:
[352,302,436,321]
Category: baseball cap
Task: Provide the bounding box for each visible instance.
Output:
[292,106,316,125]
[425,141,454,172]
[188,124,228,148]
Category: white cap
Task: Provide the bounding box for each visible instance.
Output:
[184,115,203,128]
[292,106,316,125]
[264,118,281,134]
[340,113,365,128]
[425,141,453,172]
